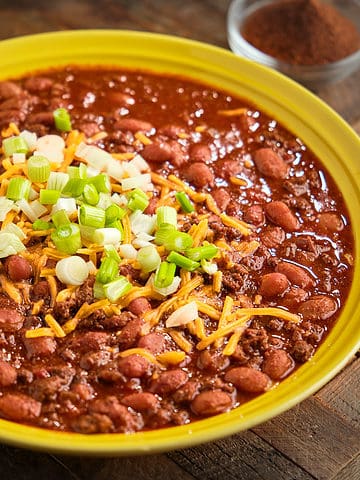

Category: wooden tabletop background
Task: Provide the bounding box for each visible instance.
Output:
[0,1,359,479]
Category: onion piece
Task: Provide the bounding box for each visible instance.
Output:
[152,275,182,297]
[129,154,150,172]
[3,222,26,240]
[52,198,77,215]
[121,173,152,191]
[76,142,112,171]
[0,232,25,258]
[129,210,156,236]
[55,256,89,286]
[0,197,15,221]
[118,243,137,259]
[165,301,199,327]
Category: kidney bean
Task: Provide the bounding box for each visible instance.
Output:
[0,81,23,98]
[253,147,289,179]
[79,350,111,370]
[317,212,344,233]
[66,331,111,353]
[0,393,41,422]
[151,368,188,395]
[259,272,289,297]
[173,380,200,404]
[191,389,232,416]
[122,392,160,413]
[127,297,152,316]
[91,396,144,431]
[114,118,153,132]
[216,159,242,178]
[224,366,270,393]
[0,109,26,128]
[0,96,28,111]
[184,162,214,188]
[168,139,187,167]
[27,111,55,126]
[117,354,151,378]
[4,255,33,282]
[262,349,294,380]
[23,336,57,358]
[212,188,231,210]
[141,141,173,163]
[243,204,265,225]
[77,122,101,137]
[276,261,314,288]
[24,76,53,92]
[117,317,143,349]
[197,350,230,372]
[261,226,286,248]
[0,308,24,332]
[282,286,308,309]
[107,91,135,106]
[189,143,212,163]
[144,197,158,215]
[0,359,17,387]
[158,124,185,139]
[298,295,337,321]
[264,201,300,231]
[137,332,165,354]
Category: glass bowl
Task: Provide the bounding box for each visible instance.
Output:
[227,0,360,90]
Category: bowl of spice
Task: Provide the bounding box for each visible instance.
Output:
[227,0,360,90]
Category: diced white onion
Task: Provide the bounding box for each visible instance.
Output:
[122,162,140,178]
[96,193,112,210]
[12,153,26,164]
[111,193,128,207]
[28,188,39,201]
[165,301,198,327]
[52,197,77,215]
[3,223,26,240]
[86,166,101,178]
[20,130,37,150]
[118,243,137,259]
[86,260,97,275]
[75,142,112,171]
[55,256,89,286]
[93,227,121,246]
[47,172,69,191]
[132,232,155,249]
[0,198,15,221]
[0,232,25,258]
[30,200,48,219]
[16,199,39,222]
[121,173,152,191]
[129,210,156,236]
[106,158,125,182]
[129,154,150,172]
[153,276,181,297]
[201,260,218,275]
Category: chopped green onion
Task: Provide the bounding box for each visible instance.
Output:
[103,276,132,302]
[52,209,70,228]
[93,280,106,299]
[62,178,87,197]
[32,219,53,231]
[93,227,121,246]
[127,191,149,212]
[79,225,96,242]
[0,232,25,258]
[53,108,72,132]
[55,256,89,286]
[156,206,177,227]
[104,244,121,263]
[167,251,200,271]
[6,177,31,201]
[105,204,126,224]
[175,191,195,213]
[154,224,176,245]
[27,155,51,183]
[47,172,69,192]
[106,220,124,238]
[52,198,77,215]
[83,183,100,206]
[67,164,87,179]
[163,231,193,252]
[89,173,111,193]
[96,257,119,284]
[39,189,61,205]
[185,244,218,261]
[51,223,81,254]
[3,136,29,157]
[79,204,105,228]
[137,245,161,273]
[154,261,176,289]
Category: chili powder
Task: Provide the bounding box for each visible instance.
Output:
[241,0,360,65]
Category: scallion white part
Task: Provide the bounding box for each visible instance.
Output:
[2,223,26,240]
[86,260,97,275]
[120,173,152,191]
[129,210,156,236]
[165,301,199,327]
[201,259,218,275]
[47,172,70,191]
[55,256,89,286]
[20,130,37,150]
[96,193,113,210]
[28,188,39,201]
[30,200,48,219]
[132,232,155,249]
[118,243,137,259]
[111,193,128,207]
[152,275,181,297]
[93,227,121,246]
[0,198,15,221]
[52,198,77,215]
[12,153,26,164]
[16,199,39,222]
[0,232,25,258]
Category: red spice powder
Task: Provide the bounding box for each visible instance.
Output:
[241,0,360,65]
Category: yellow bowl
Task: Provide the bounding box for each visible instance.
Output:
[0,30,359,455]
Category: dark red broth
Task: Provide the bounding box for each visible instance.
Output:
[0,67,353,433]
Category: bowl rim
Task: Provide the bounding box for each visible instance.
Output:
[227,0,360,72]
[0,29,359,455]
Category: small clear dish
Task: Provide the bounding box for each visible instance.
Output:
[227,0,360,90]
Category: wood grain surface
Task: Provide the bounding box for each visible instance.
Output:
[0,1,359,479]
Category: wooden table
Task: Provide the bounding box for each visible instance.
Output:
[0,1,359,479]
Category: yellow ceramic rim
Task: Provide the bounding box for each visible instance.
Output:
[0,30,359,455]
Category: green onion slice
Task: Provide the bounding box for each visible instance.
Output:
[154,261,176,289]
[105,204,126,224]
[137,245,161,273]
[51,223,82,254]
[3,136,29,157]
[156,206,177,227]
[53,108,72,132]
[103,276,132,302]
[6,177,31,201]
[96,257,119,284]
[167,251,200,271]
[175,192,195,213]
[163,231,193,252]
[39,189,61,205]
[79,204,106,228]
[104,244,121,263]
[32,219,53,231]
[89,173,111,193]
[185,244,218,261]
[27,155,51,183]
[83,183,100,206]
[62,178,87,198]
[52,209,70,228]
